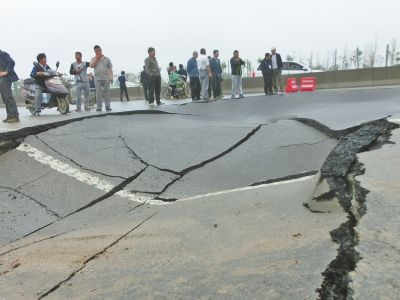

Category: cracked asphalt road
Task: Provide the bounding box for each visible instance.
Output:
[0,88,400,299]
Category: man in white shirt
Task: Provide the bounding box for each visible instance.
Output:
[197,48,211,100]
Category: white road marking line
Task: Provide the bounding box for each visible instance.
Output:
[17,142,317,206]
[177,175,317,203]
[388,118,400,125]
[17,142,165,206]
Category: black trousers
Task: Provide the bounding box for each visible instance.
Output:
[120,86,129,101]
[0,77,19,117]
[143,85,149,101]
[171,85,176,98]
[190,77,200,100]
[212,74,222,98]
[263,75,274,95]
[149,75,161,104]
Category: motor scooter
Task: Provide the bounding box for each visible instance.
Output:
[22,62,70,114]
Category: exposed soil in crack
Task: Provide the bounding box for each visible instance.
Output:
[305,118,399,299]
[37,212,158,299]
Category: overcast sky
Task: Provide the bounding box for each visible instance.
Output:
[2,0,399,77]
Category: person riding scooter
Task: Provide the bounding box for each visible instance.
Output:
[30,53,57,115]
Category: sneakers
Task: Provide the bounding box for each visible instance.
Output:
[239,94,245,99]
[33,111,41,116]
[96,108,102,112]
[84,107,91,112]
[2,116,20,123]
[106,107,112,111]
[75,108,81,112]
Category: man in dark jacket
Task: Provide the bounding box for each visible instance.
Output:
[210,50,223,99]
[260,53,274,95]
[271,47,285,94]
[118,71,129,101]
[30,53,57,115]
[230,50,245,99]
[177,64,188,82]
[144,47,162,106]
[140,66,150,101]
[0,50,20,123]
[187,51,200,101]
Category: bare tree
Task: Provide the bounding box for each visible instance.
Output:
[363,42,378,68]
[350,47,363,69]
[324,53,331,71]
[339,47,350,70]
[307,52,313,69]
[390,39,398,66]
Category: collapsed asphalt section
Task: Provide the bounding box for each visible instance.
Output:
[304,118,399,299]
[1,89,399,298]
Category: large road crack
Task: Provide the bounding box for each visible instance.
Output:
[303,118,399,299]
[153,124,263,201]
[37,212,158,299]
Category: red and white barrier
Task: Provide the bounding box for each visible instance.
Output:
[300,77,317,92]
[285,78,299,93]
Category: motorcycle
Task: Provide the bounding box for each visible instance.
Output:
[162,75,191,100]
[22,61,71,115]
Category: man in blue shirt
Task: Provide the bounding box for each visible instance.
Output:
[210,50,223,99]
[118,71,129,101]
[0,49,19,123]
[187,51,200,101]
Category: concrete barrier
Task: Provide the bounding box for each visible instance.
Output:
[8,66,400,105]
[222,66,400,94]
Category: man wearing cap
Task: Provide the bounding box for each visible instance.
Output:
[271,47,284,94]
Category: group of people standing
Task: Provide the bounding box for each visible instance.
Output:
[0,46,286,123]
[184,47,285,101]
[259,47,285,95]
[30,45,114,114]
[187,49,226,101]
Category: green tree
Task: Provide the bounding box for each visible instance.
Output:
[221,61,227,72]
[286,54,295,62]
